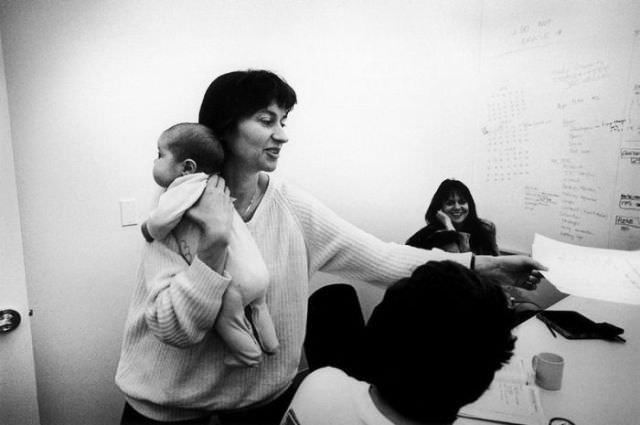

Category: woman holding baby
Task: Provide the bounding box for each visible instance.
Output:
[116,69,544,425]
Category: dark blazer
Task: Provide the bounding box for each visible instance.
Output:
[406,219,499,256]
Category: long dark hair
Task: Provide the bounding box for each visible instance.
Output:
[425,179,494,253]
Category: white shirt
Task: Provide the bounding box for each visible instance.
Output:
[282,367,394,425]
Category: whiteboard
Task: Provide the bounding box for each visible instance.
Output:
[473,0,640,253]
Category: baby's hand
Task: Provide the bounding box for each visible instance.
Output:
[436,209,454,230]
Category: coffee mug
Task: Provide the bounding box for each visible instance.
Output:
[532,352,564,390]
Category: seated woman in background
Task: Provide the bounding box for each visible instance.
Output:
[406,179,499,256]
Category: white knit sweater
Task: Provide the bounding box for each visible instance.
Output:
[115,175,471,421]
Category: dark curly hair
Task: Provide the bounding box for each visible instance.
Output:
[363,260,516,423]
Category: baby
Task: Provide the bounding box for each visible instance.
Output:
[142,122,278,367]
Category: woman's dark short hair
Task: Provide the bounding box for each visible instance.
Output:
[198,69,297,143]
[425,179,478,224]
[363,261,516,423]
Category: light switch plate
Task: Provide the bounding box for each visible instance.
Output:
[119,198,138,226]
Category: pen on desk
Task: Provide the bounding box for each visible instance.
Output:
[545,322,557,338]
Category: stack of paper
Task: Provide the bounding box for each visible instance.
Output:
[532,234,640,305]
[458,356,545,425]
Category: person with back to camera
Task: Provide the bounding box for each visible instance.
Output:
[281,260,516,425]
[141,122,279,368]
[406,179,500,256]
[115,69,545,425]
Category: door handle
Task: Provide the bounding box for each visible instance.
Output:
[0,309,21,333]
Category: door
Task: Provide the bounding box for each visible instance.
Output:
[0,42,40,425]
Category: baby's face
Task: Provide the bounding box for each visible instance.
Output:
[153,135,183,187]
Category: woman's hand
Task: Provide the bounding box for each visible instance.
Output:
[474,255,547,290]
[436,209,455,230]
[185,175,234,272]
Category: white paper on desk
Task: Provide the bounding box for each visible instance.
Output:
[458,381,545,425]
[494,356,532,385]
[532,234,640,305]
[458,356,544,425]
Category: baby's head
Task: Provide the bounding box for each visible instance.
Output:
[153,123,224,188]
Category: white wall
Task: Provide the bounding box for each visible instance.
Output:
[0,1,482,424]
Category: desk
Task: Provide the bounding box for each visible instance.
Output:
[457,296,640,425]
